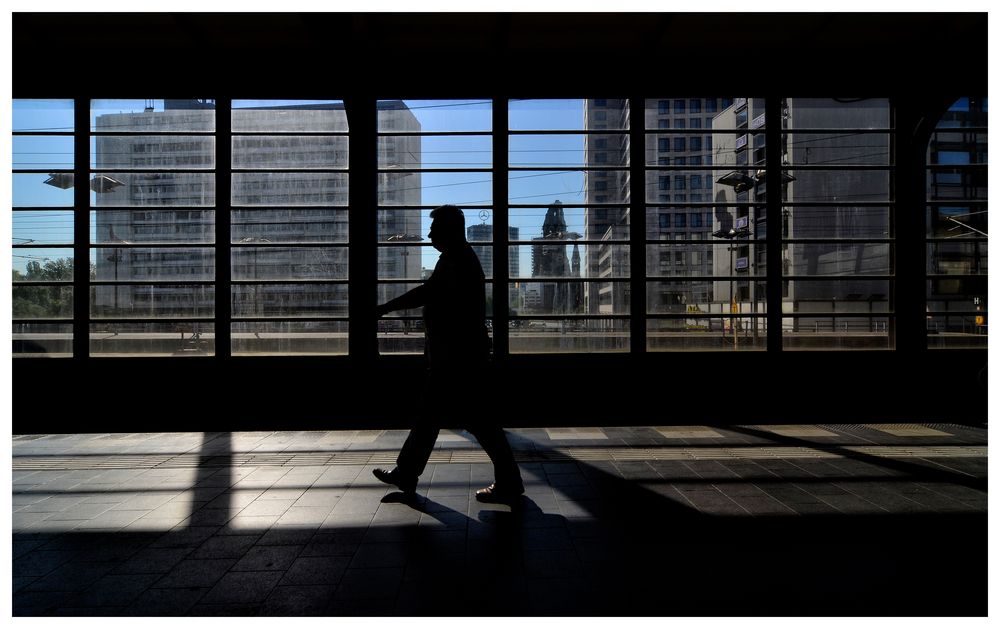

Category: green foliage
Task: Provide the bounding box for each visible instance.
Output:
[12,257,86,319]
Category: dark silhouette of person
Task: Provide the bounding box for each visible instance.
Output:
[373,205,524,504]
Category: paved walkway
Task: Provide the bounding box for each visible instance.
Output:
[12,424,988,616]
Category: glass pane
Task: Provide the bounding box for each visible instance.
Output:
[927,206,987,238]
[785,243,891,276]
[509,206,612,238]
[927,278,987,312]
[91,99,215,132]
[91,285,214,318]
[233,321,348,356]
[90,322,215,357]
[648,317,767,352]
[511,281,626,315]
[13,135,73,169]
[13,99,74,133]
[508,244,628,279]
[233,284,347,318]
[13,323,72,357]
[783,170,890,203]
[12,286,73,319]
[233,135,348,170]
[510,134,628,168]
[377,245,433,281]
[926,166,987,200]
[783,207,891,239]
[510,319,629,353]
[90,248,213,281]
[646,133,735,166]
[784,280,891,312]
[232,173,347,206]
[14,211,74,245]
[647,281,766,315]
[92,209,215,244]
[783,133,891,166]
[508,170,589,205]
[378,322,427,356]
[14,173,74,207]
[644,98,740,128]
[784,98,891,129]
[92,136,215,169]
[378,282,425,318]
[378,171,490,207]
[928,131,988,164]
[378,134,491,169]
[232,100,347,133]
[928,242,987,275]
[647,243,760,277]
[378,99,491,133]
[511,99,625,131]
[233,209,348,244]
[927,316,987,348]
[12,249,74,281]
[232,247,348,281]
[89,173,215,206]
[783,317,891,350]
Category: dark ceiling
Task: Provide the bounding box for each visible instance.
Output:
[14,13,987,97]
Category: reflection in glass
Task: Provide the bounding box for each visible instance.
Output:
[510,318,629,353]
[782,317,891,350]
[92,136,215,169]
[233,284,348,318]
[13,323,73,357]
[232,100,347,132]
[91,285,214,318]
[90,248,214,282]
[233,209,348,244]
[13,286,74,319]
[232,247,348,281]
[233,172,347,206]
[233,135,348,170]
[233,321,348,356]
[90,322,215,357]
[647,317,767,352]
[91,100,215,132]
[379,135,490,169]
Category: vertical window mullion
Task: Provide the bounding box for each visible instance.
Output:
[216,98,232,358]
[493,98,509,361]
[628,96,646,354]
[73,98,89,359]
[764,96,782,351]
[346,97,377,363]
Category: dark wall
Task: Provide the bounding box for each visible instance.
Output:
[12,13,988,432]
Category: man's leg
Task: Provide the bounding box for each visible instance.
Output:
[467,426,523,493]
[395,427,439,480]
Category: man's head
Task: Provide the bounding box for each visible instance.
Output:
[428,205,467,252]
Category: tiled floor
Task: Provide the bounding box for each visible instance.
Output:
[12,424,988,616]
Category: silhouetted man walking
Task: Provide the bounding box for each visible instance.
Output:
[373,205,524,504]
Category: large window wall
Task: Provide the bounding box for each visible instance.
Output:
[10,97,987,357]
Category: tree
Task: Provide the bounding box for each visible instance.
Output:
[12,257,92,319]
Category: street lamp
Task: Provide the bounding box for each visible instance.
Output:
[712,222,751,350]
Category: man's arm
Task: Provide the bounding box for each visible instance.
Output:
[376,284,427,317]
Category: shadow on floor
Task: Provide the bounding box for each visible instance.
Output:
[12,431,988,616]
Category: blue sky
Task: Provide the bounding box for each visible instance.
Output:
[12,98,595,274]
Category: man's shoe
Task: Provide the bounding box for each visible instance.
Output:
[373,468,417,494]
[475,482,524,504]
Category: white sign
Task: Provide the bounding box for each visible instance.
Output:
[735,134,748,150]
[751,113,766,129]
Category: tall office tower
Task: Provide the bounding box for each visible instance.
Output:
[712,98,890,333]
[468,222,520,310]
[93,100,420,330]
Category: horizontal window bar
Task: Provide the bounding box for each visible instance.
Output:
[777,164,893,171]
[508,129,633,136]
[925,199,988,205]
[233,241,348,248]
[89,280,216,286]
[775,127,895,134]
[232,131,349,137]
[644,165,783,172]
[91,168,219,174]
[926,163,989,170]
[780,201,897,207]
[510,277,630,283]
[507,203,629,209]
[778,312,897,318]
[510,239,630,246]
[781,238,895,244]
[90,242,217,248]
[645,313,769,319]
[13,242,75,248]
[12,131,75,137]
[779,275,895,280]
[11,281,74,287]
[89,131,215,137]
[645,275,764,282]
[642,128,773,135]
[926,273,989,280]
[230,168,349,174]
[231,279,350,285]
[12,318,73,325]
[926,237,987,243]
[508,166,629,172]
[645,240,767,246]
[12,169,74,174]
